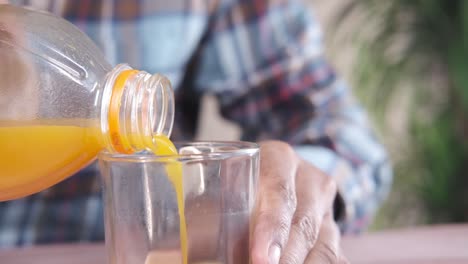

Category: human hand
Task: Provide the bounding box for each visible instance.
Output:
[251,141,348,264]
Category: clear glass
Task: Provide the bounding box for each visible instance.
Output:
[0,4,174,200]
[99,142,260,264]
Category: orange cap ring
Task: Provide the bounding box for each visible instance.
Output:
[108,69,139,154]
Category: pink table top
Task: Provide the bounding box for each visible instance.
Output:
[1,224,467,264]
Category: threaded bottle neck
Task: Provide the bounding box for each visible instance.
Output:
[101,64,174,154]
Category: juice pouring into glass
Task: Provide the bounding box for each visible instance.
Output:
[0,4,188,264]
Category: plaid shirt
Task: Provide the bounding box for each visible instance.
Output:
[0,0,392,247]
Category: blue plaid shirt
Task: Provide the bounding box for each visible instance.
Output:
[0,0,392,247]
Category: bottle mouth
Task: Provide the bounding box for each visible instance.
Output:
[101,64,175,154]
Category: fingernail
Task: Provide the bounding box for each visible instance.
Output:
[268,245,281,264]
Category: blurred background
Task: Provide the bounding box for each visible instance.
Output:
[197,0,468,230]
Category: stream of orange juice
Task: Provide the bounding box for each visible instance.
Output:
[0,123,188,264]
[149,135,188,264]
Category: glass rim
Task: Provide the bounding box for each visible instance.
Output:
[98,141,259,163]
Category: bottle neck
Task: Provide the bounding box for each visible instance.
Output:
[101,64,174,154]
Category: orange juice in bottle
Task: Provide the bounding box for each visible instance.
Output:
[0,64,174,201]
[0,5,176,200]
[0,122,102,200]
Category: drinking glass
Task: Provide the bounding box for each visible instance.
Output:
[99,141,259,264]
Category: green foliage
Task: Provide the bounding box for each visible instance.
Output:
[338,0,468,224]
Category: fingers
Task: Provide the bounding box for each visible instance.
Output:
[279,161,338,264]
[251,141,299,264]
[305,213,347,264]
[251,142,345,264]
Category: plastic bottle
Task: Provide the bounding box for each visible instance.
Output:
[0,4,175,201]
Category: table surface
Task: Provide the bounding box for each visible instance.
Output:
[1,224,467,264]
